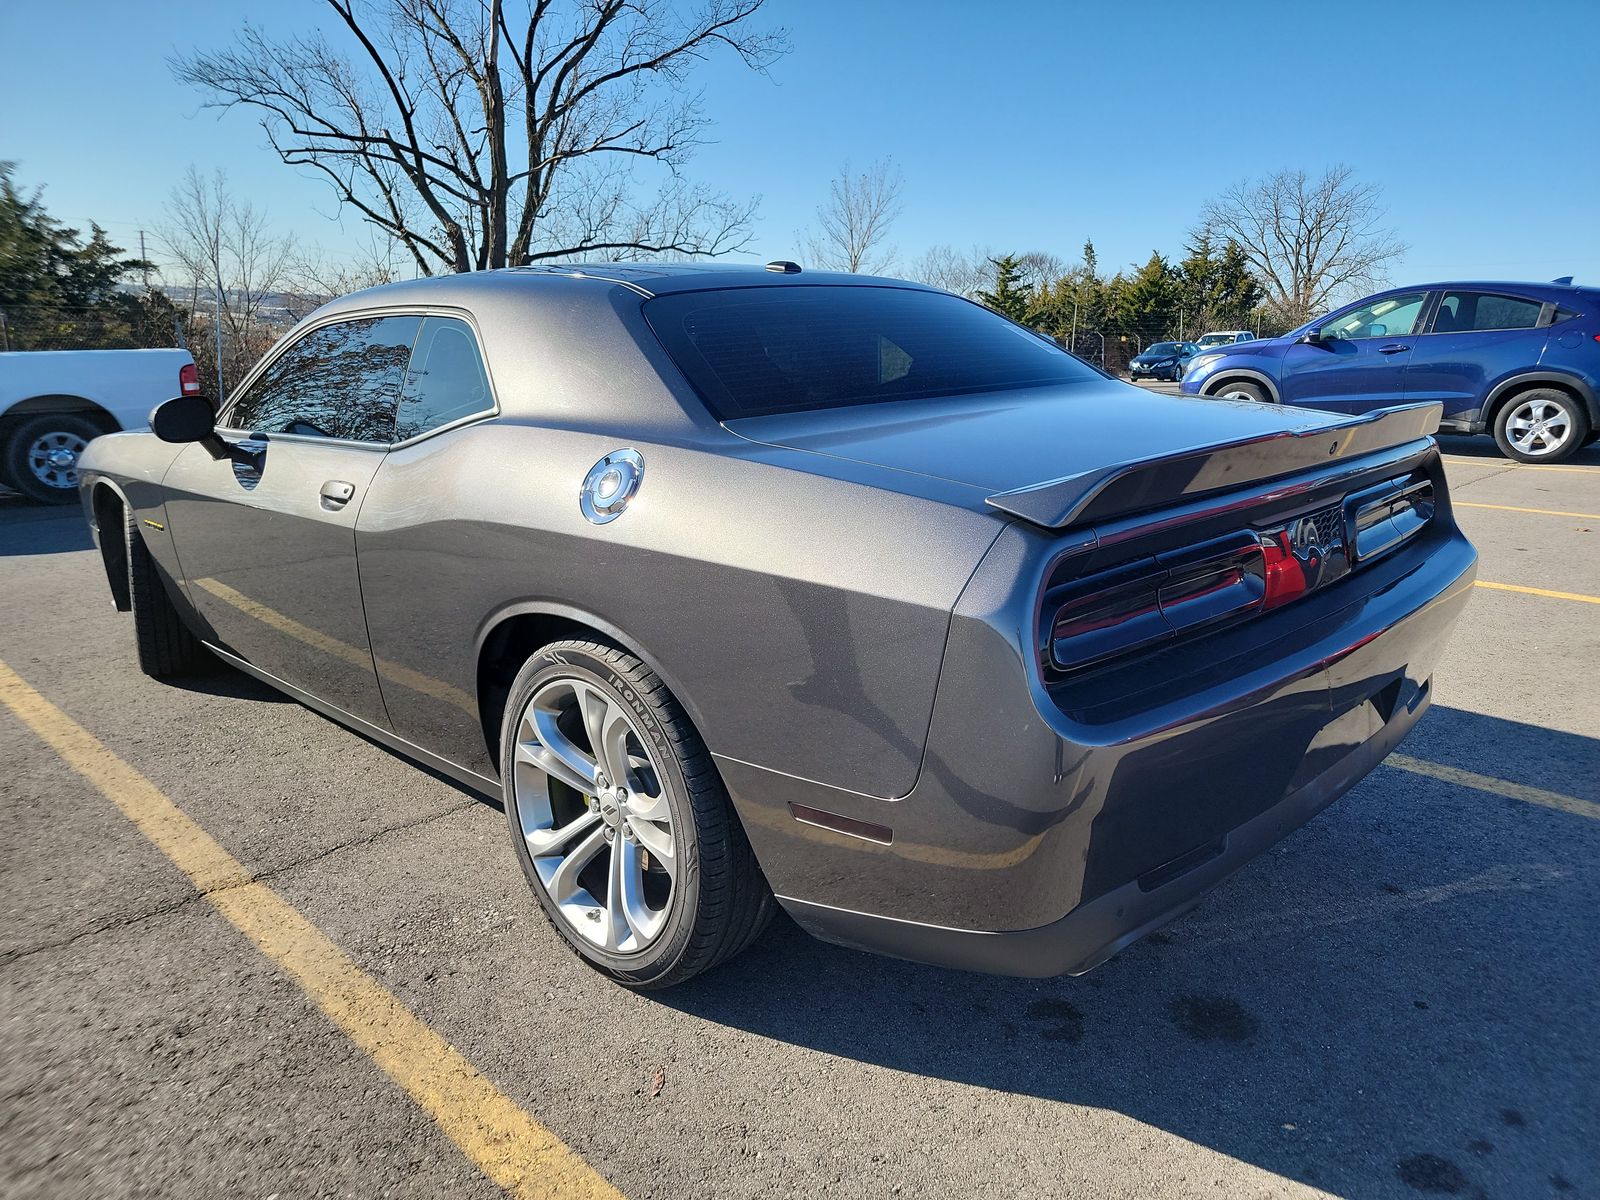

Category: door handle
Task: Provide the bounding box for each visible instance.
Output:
[1377,344,1411,355]
[320,479,356,509]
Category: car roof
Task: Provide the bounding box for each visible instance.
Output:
[1379,279,1587,297]
[507,262,941,296]
[306,263,943,323]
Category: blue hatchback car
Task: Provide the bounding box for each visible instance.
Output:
[1181,279,1600,462]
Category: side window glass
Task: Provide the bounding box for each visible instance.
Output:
[1320,293,1426,341]
[396,316,494,441]
[1436,291,1543,333]
[225,315,421,443]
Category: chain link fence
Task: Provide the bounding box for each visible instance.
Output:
[0,306,190,353]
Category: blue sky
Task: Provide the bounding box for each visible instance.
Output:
[3,0,1597,283]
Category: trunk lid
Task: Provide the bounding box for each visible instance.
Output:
[726,381,1441,529]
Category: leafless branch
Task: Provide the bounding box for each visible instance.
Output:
[1199,165,1406,326]
[802,159,903,274]
[172,0,787,274]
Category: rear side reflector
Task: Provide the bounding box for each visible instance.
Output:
[788,803,892,845]
[179,363,201,395]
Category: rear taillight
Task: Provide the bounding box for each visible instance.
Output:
[179,363,201,395]
[1048,532,1267,671]
[1346,476,1434,563]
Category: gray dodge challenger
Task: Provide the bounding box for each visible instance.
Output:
[77,263,1477,988]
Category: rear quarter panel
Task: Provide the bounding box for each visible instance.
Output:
[354,420,1007,796]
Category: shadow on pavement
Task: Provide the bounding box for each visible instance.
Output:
[667,705,1599,1198]
[0,498,94,555]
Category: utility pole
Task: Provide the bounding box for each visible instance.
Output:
[214,291,225,406]
[139,230,151,288]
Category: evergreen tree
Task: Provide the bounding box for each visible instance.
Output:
[1178,233,1262,331]
[0,162,161,348]
[1112,252,1180,341]
[975,254,1034,323]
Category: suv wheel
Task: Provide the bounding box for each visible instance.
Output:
[1493,388,1589,464]
[501,640,774,989]
[3,413,102,504]
[1212,381,1270,404]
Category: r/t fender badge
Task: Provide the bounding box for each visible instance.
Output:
[580,449,644,524]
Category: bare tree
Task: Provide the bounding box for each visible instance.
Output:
[172,0,787,275]
[905,243,992,297]
[803,159,903,274]
[1199,165,1405,326]
[158,167,293,396]
[1013,250,1064,292]
[283,232,408,319]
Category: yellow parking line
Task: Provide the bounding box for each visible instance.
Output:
[1457,501,1600,521]
[1474,580,1600,605]
[0,658,621,1200]
[1386,753,1600,822]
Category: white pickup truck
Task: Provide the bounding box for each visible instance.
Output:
[0,348,198,503]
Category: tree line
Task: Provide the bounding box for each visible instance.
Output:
[802,160,1405,356]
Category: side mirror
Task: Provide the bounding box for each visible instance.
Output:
[1296,328,1324,345]
[150,394,233,462]
[151,394,216,442]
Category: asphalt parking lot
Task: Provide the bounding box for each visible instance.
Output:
[2,430,1597,1200]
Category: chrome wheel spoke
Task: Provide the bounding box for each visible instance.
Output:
[576,682,632,787]
[518,709,598,792]
[545,824,608,902]
[626,788,669,824]
[523,806,601,856]
[609,836,663,947]
[626,812,675,875]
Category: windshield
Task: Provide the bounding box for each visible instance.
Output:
[1196,334,1231,347]
[1144,342,1183,356]
[643,285,1101,419]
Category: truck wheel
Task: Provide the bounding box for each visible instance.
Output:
[1493,388,1589,464]
[501,639,774,989]
[2,413,102,504]
[125,507,212,678]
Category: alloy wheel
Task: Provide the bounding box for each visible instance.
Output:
[511,676,676,954]
[1505,397,1573,458]
[25,430,88,490]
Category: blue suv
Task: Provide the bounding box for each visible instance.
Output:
[1181,279,1600,462]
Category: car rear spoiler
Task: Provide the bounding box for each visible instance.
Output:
[985,401,1443,530]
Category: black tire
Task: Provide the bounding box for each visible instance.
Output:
[1209,380,1270,403]
[125,508,212,678]
[1492,387,1590,464]
[2,413,103,504]
[500,640,774,989]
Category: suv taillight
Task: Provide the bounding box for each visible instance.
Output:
[179,363,201,395]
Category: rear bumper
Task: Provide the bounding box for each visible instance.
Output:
[782,663,1433,977]
[728,501,1476,976]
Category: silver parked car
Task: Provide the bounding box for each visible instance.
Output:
[78,264,1476,989]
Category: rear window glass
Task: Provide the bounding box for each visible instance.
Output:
[1436,291,1544,332]
[642,286,1099,419]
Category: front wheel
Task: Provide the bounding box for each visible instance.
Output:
[1211,380,1271,404]
[1493,389,1589,463]
[501,640,774,989]
[125,508,212,678]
